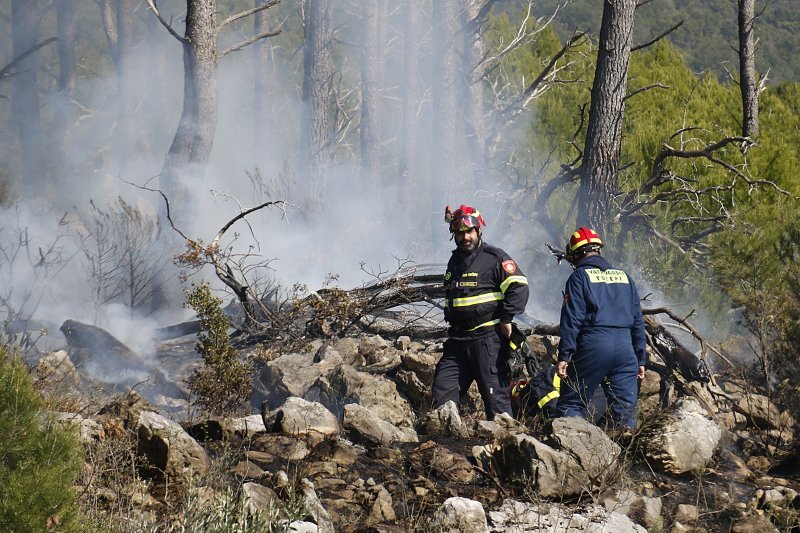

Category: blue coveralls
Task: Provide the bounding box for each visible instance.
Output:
[556,254,647,428]
[432,242,529,419]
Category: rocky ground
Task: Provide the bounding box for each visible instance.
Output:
[32,323,800,532]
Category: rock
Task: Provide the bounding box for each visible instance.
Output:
[255,351,344,408]
[343,403,418,445]
[494,432,588,499]
[229,460,266,480]
[242,482,278,515]
[487,499,646,532]
[733,393,795,432]
[309,365,415,427]
[187,414,266,441]
[400,350,438,386]
[394,369,428,408]
[366,484,396,525]
[434,497,488,533]
[271,397,339,445]
[602,489,662,530]
[673,503,699,523]
[642,398,721,475]
[99,390,154,429]
[60,319,150,387]
[135,411,210,479]
[730,514,779,533]
[35,350,81,389]
[551,416,621,483]
[300,478,335,533]
[48,411,105,444]
[248,434,310,464]
[423,400,470,438]
[756,486,798,508]
[409,441,475,483]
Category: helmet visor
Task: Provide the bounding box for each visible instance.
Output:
[450,215,481,232]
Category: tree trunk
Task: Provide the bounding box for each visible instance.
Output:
[161,0,219,226]
[738,0,759,138]
[53,0,78,185]
[253,1,277,166]
[115,0,138,173]
[11,0,46,198]
[462,0,487,187]
[399,0,422,209]
[578,0,636,232]
[431,0,460,228]
[301,0,334,214]
[359,1,385,191]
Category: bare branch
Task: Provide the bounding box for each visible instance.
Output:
[221,29,281,57]
[144,0,185,43]
[0,37,57,82]
[631,20,683,52]
[217,0,280,29]
[624,83,669,101]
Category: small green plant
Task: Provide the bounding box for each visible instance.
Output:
[0,347,83,532]
[178,486,269,533]
[185,282,252,416]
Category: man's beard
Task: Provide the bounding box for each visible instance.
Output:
[457,239,479,253]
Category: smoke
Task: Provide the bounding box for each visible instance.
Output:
[0,1,579,369]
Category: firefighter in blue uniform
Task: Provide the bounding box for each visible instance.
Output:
[431,204,530,419]
[555,227,647,428]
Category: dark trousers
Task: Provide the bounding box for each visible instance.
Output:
[431,332,512,419]
[556,327,639,428]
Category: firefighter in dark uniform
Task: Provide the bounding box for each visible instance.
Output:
[431,204,530,419]
[555,227,647,428]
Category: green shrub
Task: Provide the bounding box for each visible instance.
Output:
[185,282,253,416]
[0,348,83,532]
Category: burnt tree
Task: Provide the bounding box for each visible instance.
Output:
[53,0,78,182]
[577,0,636,232]
[147,0,280,225]
[11,0,46,198]
[399,0,422,213]
[431,0,460,230]
[301,0,335,214]
[359,0,385,191]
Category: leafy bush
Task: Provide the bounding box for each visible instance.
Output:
[185,282,252,416]
[0,348,83,532]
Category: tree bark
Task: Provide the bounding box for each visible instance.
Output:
[738,0,759,138]
[115,0,139,173]
[399,0,422,209]
[53,0,78,185]
[578,0,636,232]
[253,1,276,163]
[462,0,487,186]
[431,0,460,225]
[359,1,385,191]
[301,0,334,214]
[11,0,46,198]
[161,0,219,225]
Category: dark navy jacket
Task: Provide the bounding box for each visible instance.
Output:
[558,254,647,365]
[444,242,529,339]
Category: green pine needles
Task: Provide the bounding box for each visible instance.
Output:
[0,347,83,532]
[184,282,253,416]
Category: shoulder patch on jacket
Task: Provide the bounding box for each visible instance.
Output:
[502,260,517,274]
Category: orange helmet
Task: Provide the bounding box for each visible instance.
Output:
[566,226,603,261]
[445,204,486,233]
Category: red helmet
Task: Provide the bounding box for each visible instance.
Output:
[566,226,603,258]
[445,204,486,233]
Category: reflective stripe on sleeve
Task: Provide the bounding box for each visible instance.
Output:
[500,275,528,293]
[465,319,501,332]
[450,292,504,307]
